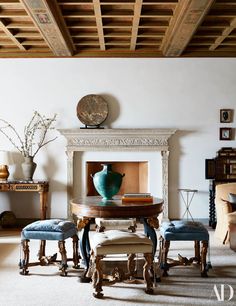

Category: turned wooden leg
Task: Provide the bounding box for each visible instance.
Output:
[143,253,153,294]
[158,236,163,266]
[72,235,80,268]
[162,240,170,276]
[38,240,46,260]
[20,239,30,275]
[92,255,104,298]
[58,240,68,276]
[200,240,208,277]
[194,240,200,264]
[127,253,136,278]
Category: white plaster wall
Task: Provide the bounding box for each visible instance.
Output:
[0,58,236,219]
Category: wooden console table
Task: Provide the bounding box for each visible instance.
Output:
[0,180,49,220]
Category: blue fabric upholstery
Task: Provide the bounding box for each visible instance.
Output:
[21,219,77,241]
[160,220,209,241]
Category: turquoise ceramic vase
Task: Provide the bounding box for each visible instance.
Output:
[91,163,125,200]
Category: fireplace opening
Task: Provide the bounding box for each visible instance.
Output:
[86,161,148,196]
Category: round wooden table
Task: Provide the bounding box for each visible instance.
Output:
[71,196,164,281]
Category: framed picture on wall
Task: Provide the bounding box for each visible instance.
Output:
[220,127,232,140]
[220,109,233,123]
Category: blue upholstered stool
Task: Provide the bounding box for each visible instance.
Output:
[19,219,80,276]
[159,220,210,277]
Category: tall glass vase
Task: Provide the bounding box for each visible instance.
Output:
[22,156,37,181]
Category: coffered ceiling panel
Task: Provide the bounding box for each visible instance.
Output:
[0,0,236,57]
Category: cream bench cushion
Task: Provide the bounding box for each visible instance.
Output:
[90,230,152,255]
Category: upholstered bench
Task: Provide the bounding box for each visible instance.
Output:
[95,218,137,232]
[19,219,80,276]
[159,220,210,277]
[90,230,153,298]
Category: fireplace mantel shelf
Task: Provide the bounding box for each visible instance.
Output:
[58,128,177,219]
[58,128,176,152]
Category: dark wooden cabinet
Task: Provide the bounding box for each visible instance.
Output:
[205,147,236,228]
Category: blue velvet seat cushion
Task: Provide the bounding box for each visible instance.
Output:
[21,219,77,241]
[160,220,209,241]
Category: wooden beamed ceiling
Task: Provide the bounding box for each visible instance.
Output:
[1,0,236,57]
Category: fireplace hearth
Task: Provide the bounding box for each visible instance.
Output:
[59,128,176,219]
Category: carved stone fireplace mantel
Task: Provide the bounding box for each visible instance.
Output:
[58,128,176,218]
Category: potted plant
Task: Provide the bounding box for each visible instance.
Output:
[0,111,57,180]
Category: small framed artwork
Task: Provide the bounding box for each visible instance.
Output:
[220,109,233,123]
[220,127,232,140]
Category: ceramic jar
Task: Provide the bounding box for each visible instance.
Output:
[22,156,37,181]
[91,163,125,200]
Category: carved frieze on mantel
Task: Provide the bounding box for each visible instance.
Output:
[58,128,177,219]
[58,128,176,151]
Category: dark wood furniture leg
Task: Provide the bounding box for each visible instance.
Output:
[194,240,200,263]
[38,240,46,259]
[162,240,170,276]
[20,239,30,275]
[77,218,91,282]
[72,234,80,268]
[39,189,48,220]
[92,255,104,299]
[127,253,136,278]
[143,253,154,294]
[58,240,68,276]
[200,240,208,277]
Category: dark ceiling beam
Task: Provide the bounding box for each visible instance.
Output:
[20,0,74,56]
[161,0,215,57]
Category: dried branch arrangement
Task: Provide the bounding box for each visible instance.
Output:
[0,111,57,158]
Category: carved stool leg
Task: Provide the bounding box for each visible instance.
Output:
[200,240,208,277]
[194,240,200,264]
[162,240,170,276]
[127,253,136,278]
[38,240,46,260]
[143,253,154,294]
[92,255,104,298]
[58,240,68,276]
[158,236,163,265]
[72,234,80,268]
[20,239,30,275]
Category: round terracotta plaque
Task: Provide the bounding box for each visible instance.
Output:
[77,94,108,127]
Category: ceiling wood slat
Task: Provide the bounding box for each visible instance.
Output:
[130,0,142,50]
[1,0,236,57]
[209,18,236,50]
[161,0,215,56]
[0,19,26,50]
[93,0,105,50]
[20,0,74,56]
